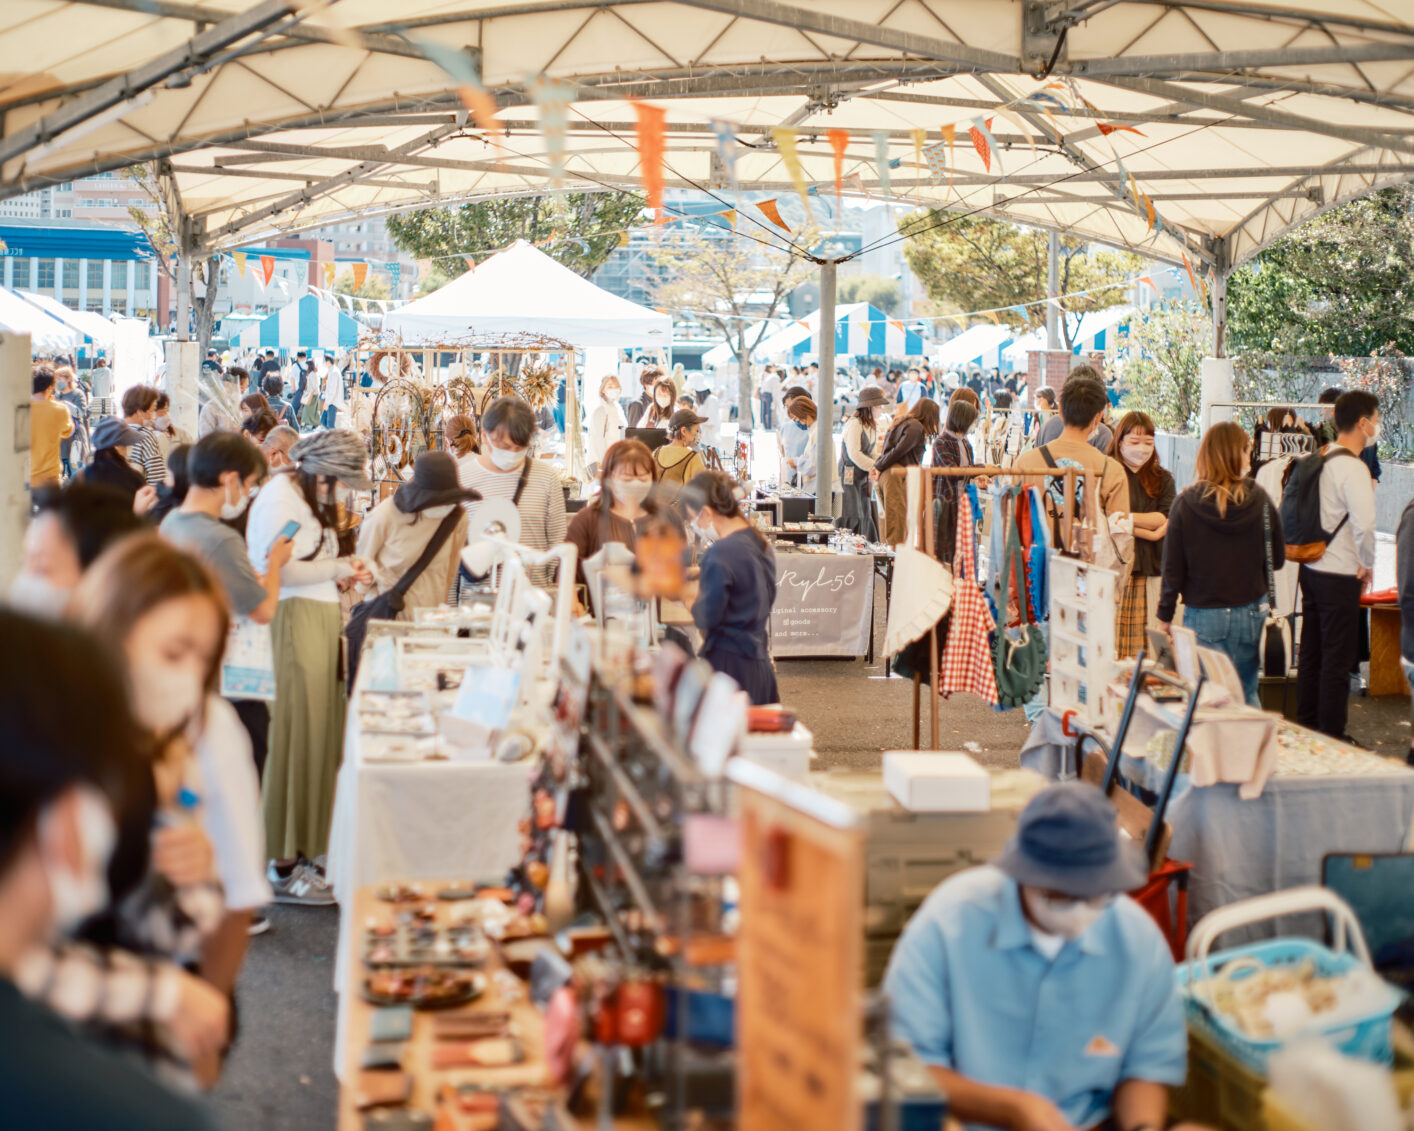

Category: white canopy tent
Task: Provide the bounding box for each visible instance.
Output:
[0,288,81,353]
[381,241,671,350]
[933,324,1019,371]
[17,291,115,351]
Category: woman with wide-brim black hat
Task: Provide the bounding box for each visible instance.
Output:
[840,386,886,541]
[355,450,479,621]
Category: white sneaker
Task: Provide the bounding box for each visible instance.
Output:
[268,862,336,906]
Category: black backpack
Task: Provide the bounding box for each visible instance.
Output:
[1278,446,1357,563]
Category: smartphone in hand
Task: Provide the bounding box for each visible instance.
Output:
[278,519,300,541]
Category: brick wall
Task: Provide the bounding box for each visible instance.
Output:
[1022,349,1104,396]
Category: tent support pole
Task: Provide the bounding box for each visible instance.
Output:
[175,254,191,342]
[565,348,583,482]
[1046,231,1059,351]
[816,257,836,517]
[1212,271,1227,359]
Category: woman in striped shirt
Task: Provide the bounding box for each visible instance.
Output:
[121,384,167,486]
[457,396,568,588]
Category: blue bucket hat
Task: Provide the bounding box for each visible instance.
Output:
[995,782,1148,898]
[91,416,141,451]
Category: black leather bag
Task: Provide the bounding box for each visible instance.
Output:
[345,508,463,687]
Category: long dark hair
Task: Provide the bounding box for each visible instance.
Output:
[910,397,941,438]
[287,468,340,560]
[645,379,676,426]
[854,405,876,429]
[1109,411,1165,497]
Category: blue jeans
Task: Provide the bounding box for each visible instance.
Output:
[1182,599,1267,706]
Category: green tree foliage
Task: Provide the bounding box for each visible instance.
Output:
[333,269,391,300]
[836,273,901,314]
[898,212,1140,347]
[386,192,645,279]
[1106,301,1209,434]
[1228,186,1414,355]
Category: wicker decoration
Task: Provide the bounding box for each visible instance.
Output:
[369,349,414,384]
[482,370,519,403]
[518,361,558,409]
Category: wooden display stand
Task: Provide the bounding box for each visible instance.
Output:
[730,759,865,1131]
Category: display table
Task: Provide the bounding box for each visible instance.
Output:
[770,550,875,658]
[1021,707,1414,938]
[336,882,548,1127]
[328,707,531,1079]
[1368,603,1410,697]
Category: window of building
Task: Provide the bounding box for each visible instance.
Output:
[36,259,55,288]
[135,261,151,290]
[54,208,72,218]
[110,298,126,315]
[11,257,29,283]
[59,260,78,290]
[87,259,105,289]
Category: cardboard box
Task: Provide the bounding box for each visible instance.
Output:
[882,751,990,812]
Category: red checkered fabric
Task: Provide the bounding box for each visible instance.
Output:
[939,491,1001,706]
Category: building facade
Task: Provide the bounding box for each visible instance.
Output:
[0,219,157,318]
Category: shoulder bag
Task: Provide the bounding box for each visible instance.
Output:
[991,492,1048,708]
[346,507,464,687]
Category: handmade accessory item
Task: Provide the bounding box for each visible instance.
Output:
[991,496,1047,708]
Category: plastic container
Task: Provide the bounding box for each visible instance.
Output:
[1177,887,1404,1073]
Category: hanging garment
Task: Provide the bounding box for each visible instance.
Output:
[992,502,1047,708]
[940,491,1001,706]
[1027,487,1050,621]
[884,543,954,659]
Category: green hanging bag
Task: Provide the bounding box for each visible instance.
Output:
[991,491,1047,709]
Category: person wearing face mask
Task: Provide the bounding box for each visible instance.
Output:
[53,365,88,480]
[1294,390,1379,741]
[885,782,1192,1131]
[149,392,188,461]
[654,408,709,503]
[80,416,157,514]
[355,451,476,623]
[1158,422,1286,706]
[566,440,664,595]
[162,432,294,783]
[680,471,779,705]
[245,429,374,887]
[0,610,223,1128]
[588,375,627,470]
[457,397,568,590]
[146,443,190,526]
[636,378,677,429]
[8,481,143,618]
[1109,413,1175,659]
[261,423,299,473]
[120,384,167,486]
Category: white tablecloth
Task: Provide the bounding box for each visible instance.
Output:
[327,712,531,1078]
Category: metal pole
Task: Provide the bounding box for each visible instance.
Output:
[1,330,30,589]
[175,254,191,342]
[1212,271,1227,359]
[1046,231,1060,351]
[816,257,836,517]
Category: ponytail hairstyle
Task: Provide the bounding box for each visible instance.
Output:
[682,470,768,551]
[444,412,479,458]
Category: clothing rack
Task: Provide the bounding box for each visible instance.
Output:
[896,464,1091,750]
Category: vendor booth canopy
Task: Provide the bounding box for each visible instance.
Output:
[17,290,115,350]
[380,241,671,350]
[233,293,362,351]
[0,287,80,353]
[701,318,795,368]
[1002,305,1135,367]
[933,324,1018,372]
[3,4,1414,275]
[755,304,923,361]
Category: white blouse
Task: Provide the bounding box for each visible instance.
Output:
[245,472,352,604]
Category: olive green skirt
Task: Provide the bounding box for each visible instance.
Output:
[264,597,345,860]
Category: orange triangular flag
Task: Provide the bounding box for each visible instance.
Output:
[259,255,275,286]
[351,262,368,290]
[1097,122,1144,137]
[632,101,668,223]
[464,257,476,271]
[757,198,791,231]
[969,119,991,173]
[719,209,737,229]
[826,128,850,209]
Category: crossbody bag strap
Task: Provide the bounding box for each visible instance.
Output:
[390,508,464,601]
[511,457,534,507]
[1262,497,1277,609]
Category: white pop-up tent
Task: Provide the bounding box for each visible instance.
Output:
[381,241,671,350]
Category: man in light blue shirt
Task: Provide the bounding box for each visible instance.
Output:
[884,783,1198,1131]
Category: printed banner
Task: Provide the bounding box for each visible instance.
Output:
[770,554,874,658]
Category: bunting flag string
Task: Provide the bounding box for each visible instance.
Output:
[410,39,505,164]
[710,119,742,202]
[842,172,867,197]
[994,107,1035,155]
[756,198,791,231]
[259,255,275,286]
[233,251,247,279]
[826,128,850,210]
[321,260,336,287]
[922,141,949,186]
[1181,251,1199,294]
[351,263,368,291]
[464,257,477,272]
[771,127,813,218]
[632,101,667,222]
[870,130,892,198]
[941,123,956,194]
[910,128,926,176]
[1096,122,1144,137]
[529,77,572,187]
[970,117,1003,177]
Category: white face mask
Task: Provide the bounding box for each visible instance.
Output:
[609,478,652,506]
[1367,421,1381,448]
[603,388,620,402]
[154,415,171,431]
[488,444,526,472]
[1120,440,1154,470]
[695,513,718,543]
[8,573,72,619]
[1023,888,1112,941]
[131,664,204,739]
[220,479,250,521]
[40,788,117,937]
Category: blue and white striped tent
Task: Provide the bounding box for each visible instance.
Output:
[233,294,361,351]
[756,302,923,360]
[933,323,1016,371]
[1001,305,1134,369]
